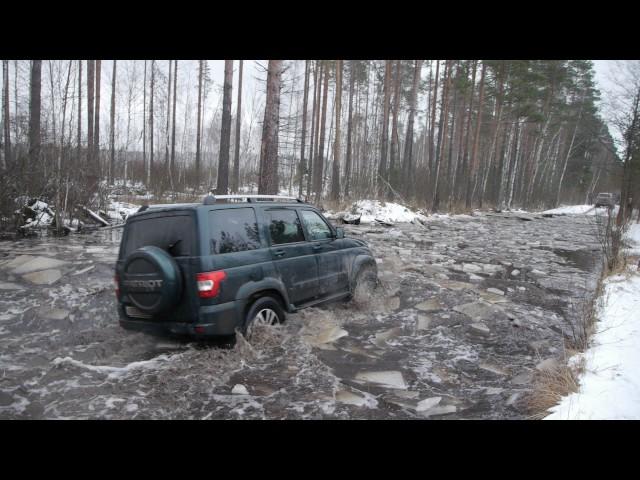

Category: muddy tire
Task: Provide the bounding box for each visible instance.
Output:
[243,296,285,339]
[351,266,378,307]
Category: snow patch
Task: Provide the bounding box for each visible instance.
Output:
[329,200,428,225]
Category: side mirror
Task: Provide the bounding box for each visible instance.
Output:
[335,227,345,239]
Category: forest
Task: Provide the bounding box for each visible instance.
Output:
[0,60,630,232]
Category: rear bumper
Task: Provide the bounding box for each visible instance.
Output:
[118,299,247,337]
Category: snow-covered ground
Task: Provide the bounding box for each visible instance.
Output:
[545,223,640,420]
[327,200,428,225]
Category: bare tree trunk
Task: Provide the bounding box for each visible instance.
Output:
[428,60,440,177]
[378,60,392,196]
[110,60,117,184]
[142,60,147,185]
[556,100,583,206]
[13,61,18,147]
[56,61,72,231]
[330,60,343,201]
[195,60,203,186]
[402,60,422,194]
[148,60,154,187]
[87,60,94,166]
[77,60,82,164]
[298,60,309,198]
[314,61,329,203]
[2,60,10,170]
[468,61,486,207]
[482,62,507,206]
[389,60,402,195]
[170,60,178,189]
[459,60,477,205]
[258,60,283,195]
[94,60,101,171]
[432,60,452,211]
[164,60,172,175]
[29,60,42,170]
[217,60,233,195]
[344,60,356,199]
[232,59,243,193]
[307,61,321,198]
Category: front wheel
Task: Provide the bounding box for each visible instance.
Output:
[243,296,285,340]
[351,266,379,307]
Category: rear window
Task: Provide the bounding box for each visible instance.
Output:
[123,215,195,257]
[209,208,260,254]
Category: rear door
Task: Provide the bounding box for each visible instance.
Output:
[264,208,319,306]
[298,208,349,297]
[118,211,199,322]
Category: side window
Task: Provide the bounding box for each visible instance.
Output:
[267,209,305,245]
[209,208,260,254]
[300,210,333,241]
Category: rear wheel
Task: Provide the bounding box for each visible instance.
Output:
[243,296,285,339]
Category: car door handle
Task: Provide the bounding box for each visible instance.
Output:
[312,245,322,252]
[274,249,286,257]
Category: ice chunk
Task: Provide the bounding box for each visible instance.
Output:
[462,263,483,273]
[355,371,408,390]
[419,405,457,417]
[486,288,505,296]
[416,396,442,412]
[335,390,366,406]
[1,255,36,270]
[415,298,445,312]
[12,256,67,275]
[22,269,62,285]
[231,384,249,395]
[469,323,491,336]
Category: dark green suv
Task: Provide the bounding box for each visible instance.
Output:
[115,195,378,338]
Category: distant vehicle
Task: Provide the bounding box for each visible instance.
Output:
[114,195,378,339]
[595,193,616,208]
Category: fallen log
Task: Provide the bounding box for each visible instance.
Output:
[100,223,125,230]
[78,205,110,227]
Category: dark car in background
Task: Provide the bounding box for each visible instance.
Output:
[114,195,378,339]
[595,192,616,208]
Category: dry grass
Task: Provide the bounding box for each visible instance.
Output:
[526,354,584,419]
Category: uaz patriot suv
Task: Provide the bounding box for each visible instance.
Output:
[115,195,378,338]
[594,192,616,208]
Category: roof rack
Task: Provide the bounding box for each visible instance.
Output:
[204,194,305,204]
[146,203,199,209]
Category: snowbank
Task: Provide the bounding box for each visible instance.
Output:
[328,200,428,225]
[105,201,140,222]
[17,199,54,228]
[545,222,640,420]
[541,204,619,216]
[627,223,640,257]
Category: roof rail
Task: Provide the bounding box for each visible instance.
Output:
[206,194,305,204]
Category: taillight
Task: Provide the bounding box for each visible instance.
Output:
[196,271,227,298]
[114,275,120,298]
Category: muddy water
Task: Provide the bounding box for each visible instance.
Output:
[0,212,602,419]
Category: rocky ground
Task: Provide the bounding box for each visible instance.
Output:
[0,211,602,419]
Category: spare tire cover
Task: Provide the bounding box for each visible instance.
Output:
[122,246,183,314]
